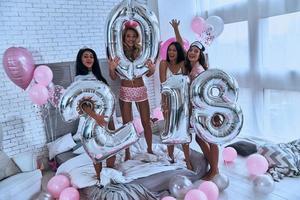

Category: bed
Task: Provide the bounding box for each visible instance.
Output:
[44,60,300,200]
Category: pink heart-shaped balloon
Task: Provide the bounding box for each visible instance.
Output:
[2,47,35,90]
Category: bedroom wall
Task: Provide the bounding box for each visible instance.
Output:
[0,0,155,157]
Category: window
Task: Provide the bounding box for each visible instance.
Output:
[260,12,300,70]
[208,21,249,74]
[263,89,300,142]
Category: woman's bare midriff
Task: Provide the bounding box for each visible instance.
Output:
[121,77,145,87]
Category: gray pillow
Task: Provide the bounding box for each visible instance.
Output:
[0,150,21,180]
[226,141,257,157]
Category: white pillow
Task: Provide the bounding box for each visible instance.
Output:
[73,118,85,142]
[12,152,37,172]
[73,146,85,155]
[47,133,77,160]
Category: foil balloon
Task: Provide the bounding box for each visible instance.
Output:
[2,47,35,90]
[106,0,160,80]
[252,174,275,195]
[59,74,139,162]
[190,69,243,144]
[160,75,191,144]
[169,175,192,199]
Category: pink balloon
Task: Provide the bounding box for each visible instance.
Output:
[133,118,143,136]
[34,65,53,86]
[184,189,208,200]
[191,16,206,35]
[47,175,71,198]
[198,181,219,200]
[162,196,176,200]
[28,84,49,105]
[160,37,190,60]
[246,154,269,176]
[222,147,238,162]
[152,107,164,121]
[2,47,35,90]
[59,187,80,200]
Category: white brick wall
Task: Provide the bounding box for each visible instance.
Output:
[0,0,155,158]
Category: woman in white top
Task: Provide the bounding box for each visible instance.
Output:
[159,19,192,170]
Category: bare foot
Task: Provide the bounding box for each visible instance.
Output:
[186,161,193,171]
[147,149,154,155]
[124,152,131,161]
[202,169,219,181]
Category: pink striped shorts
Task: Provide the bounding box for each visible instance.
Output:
[119,86,148,102]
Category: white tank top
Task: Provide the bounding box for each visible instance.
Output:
[166,65,182,79]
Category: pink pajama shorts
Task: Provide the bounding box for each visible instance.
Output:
[119,86,148,102]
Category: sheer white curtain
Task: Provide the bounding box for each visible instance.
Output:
[200,0,300,142]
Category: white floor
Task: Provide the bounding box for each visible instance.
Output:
[191,155,300,200]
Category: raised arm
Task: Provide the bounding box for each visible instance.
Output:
[108,57,120,80]
[170,19,184,48]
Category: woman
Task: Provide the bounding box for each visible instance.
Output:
[108,25,155,161]
[75,48,116,181]
[159,19,192,170]
[185,41,219,180]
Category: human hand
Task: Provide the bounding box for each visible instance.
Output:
[169,19,180,29]
[145,59,155,74]
[108,57,120,71]
[94,114,108,127]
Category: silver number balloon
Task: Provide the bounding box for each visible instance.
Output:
[161,75,191,144]
[59,74,139,162]
[190,69,243,144]
[106,0,160,80]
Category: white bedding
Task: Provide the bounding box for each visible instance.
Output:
[56,138,187,188]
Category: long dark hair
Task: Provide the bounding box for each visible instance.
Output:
[185,45,207,74]
[166,42,185,64]
[75,48,108,85]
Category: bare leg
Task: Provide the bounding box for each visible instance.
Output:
[136,100,153,154]
[119,99,133,161]
[196,135,219,180]
[167,145,175,163]
[182,143,193,170]
[106,155,116,168]
[93,162,102,180]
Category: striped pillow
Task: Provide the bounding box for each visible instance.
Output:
[258,143,298,171]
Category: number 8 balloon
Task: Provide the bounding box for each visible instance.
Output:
[59,74,139,162]
[190,69,243,144]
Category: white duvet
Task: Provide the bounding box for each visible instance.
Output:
[56,138,187,188]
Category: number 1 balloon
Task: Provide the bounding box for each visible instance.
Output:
[160,75,191,144]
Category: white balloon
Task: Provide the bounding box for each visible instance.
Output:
[206,16,224,37]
